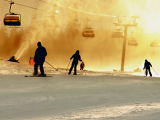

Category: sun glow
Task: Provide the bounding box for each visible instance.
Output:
[124,0,160,34]
[142,14,160,33]
[2,0,160,72]
[55,10,59,13]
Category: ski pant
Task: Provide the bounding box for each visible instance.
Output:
[68,61,78,74]
[34,62,44,75]
[145,68,152,77]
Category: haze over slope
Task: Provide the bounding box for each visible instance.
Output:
[0,0,160,71]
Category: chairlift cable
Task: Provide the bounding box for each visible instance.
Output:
[4,0,44,11]
[3,0,141,25]
[4,0,140,21]
[39,0,116,17]
[39,0,140,19]
[39,0,57,7]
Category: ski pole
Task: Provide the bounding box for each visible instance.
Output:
[66,60,71,71]
[152,67,158,76]
[45,61,58,71]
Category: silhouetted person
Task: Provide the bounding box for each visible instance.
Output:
[80,62,85,70]
[68,50,82,75]
[143,59,152,77]
[34,42,47,76]
[8,56,19,63]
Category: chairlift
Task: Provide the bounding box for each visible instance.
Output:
[112,17,124,38]
[4,13,21,26]
[150,40,160,47]
[112,30,124,38]
[128,38,138,46]
[3,0,21,26]
[82,27,95,37]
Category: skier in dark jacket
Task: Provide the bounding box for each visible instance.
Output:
[143,59,152,77]
[34,42,47,76]
[68,50,82,75]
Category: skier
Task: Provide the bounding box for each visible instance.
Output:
[143,59,152,77]
[68,50,82,75]
[34,42,47,76]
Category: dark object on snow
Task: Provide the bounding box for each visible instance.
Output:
[68,50,82,75]
[34,42,47,76]
[29,57,35,65]
[80,62,85,70]
[25,75,52,77]
[143,59,152,77]
[8,56,19,63]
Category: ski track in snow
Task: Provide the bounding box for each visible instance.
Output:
[1,60,160,120]
[23,103,160,120]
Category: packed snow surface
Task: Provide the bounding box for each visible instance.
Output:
[0,60,160,120]
[1,74,160,120]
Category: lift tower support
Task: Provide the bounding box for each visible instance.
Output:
[113,17,138,71]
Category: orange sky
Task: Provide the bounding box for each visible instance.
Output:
[0,0,40,28]
[1,0,160,32]
[1,0,160,72]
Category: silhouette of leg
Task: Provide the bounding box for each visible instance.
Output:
[40,63,44,75]
[73,63,78,75]
[34,63,38,75]
[145,69,148,76]
[68,62,74,74]
[148,68,152,77]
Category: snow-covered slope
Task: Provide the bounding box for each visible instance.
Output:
[0,74,160,120]
[0,60,33,74]
[0,60,59,75]
[0,59,144,76]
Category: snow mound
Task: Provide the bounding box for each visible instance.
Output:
[0,60,34,74]
[0,60,60,75]
[0,60,144,76]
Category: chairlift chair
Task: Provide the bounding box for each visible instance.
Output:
[82,27,95,37]
[112,28,124,38]
[150,40,160,47]
[112,31,124,38]
[4,0,21,26]
[4,13,21,26]
[128,38,138,46]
